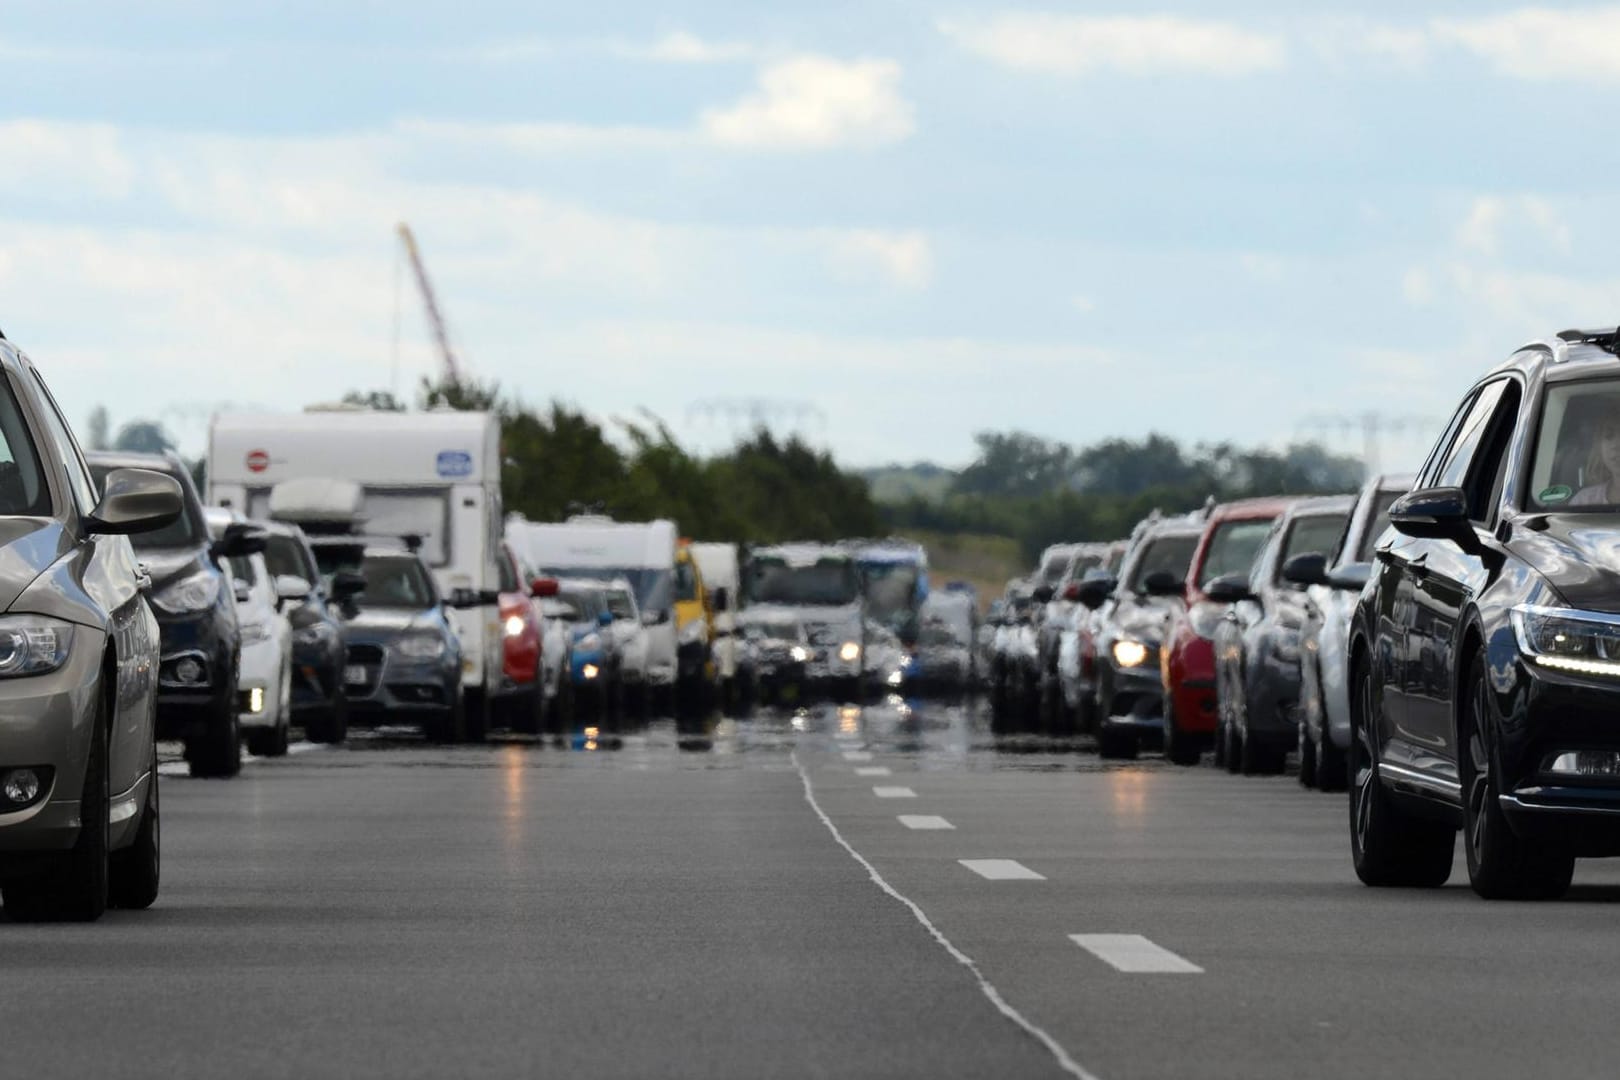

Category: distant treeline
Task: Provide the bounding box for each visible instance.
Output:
[876,431,1365,562]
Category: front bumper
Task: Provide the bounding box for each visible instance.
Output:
[155,608,237,739]
[0,641,105,855]
[342,640,459,716]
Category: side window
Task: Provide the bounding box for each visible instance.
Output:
[29,371,97,514]
[1466,381,1523,525]
[1418,390,1480,488]
[1435,380,1509,491]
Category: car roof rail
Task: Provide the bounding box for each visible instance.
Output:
[1556,327,1620,355]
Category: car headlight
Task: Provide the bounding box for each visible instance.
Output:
[293,621,337,649]
[1112,639,1150,668]
[1187,601,1227,641]
[578,633,602,652]
[240,620,273,646]
[151,572,221,616]
[0,616,73,678]
[504,614,528,638]
[839,641,861,663]
[790,645,809,663]
[394,633,446,660]
[1513,605,1620,676]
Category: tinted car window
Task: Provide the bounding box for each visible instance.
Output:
[1435,380,1508,491]
[1199,519,1276,587]
[1528,378,1620,510]
[1280,514,1349,576]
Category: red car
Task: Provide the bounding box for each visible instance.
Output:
[1159,497,1297,765]
[496,541,544,732]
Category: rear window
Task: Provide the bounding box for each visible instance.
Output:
[1127,535,1199,592]
[1279,513,1350,579]
[1199,518,1275,587]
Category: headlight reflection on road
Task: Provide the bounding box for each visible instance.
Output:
[1109,769,1150,820]
[584,725,600,751]
[838,706,860,735]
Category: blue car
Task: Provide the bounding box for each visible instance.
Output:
[552,581,625,731]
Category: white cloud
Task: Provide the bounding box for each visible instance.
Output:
[620,31,759,64]
[823,230,933,289]
[1431,8,1620,81]
[938,13,1286,76]
[700,56,915,149]
[1455,195,1570,257]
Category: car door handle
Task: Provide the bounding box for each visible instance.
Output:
[1408,555,1431,581]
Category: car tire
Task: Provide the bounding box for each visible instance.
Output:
[426,689,466,744]
[304,692,348,745]
[189,694,242,779]
[6,694,111,922]
[1461,655,1574,901]
[110,742,160,911]
[1349,662,1454,888]
[1297,721,1318,789]
[1163,698,1200,767]
[1096,724,1138,760]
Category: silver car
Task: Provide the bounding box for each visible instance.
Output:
[0,334,182,922]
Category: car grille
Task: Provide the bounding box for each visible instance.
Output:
[344,644,385,697]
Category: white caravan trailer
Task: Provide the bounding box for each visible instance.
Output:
[506,515,681,706]
[207,410,508,729]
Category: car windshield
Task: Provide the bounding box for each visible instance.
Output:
[745,557,860,606]
[544,566,672,614]
[747,620,801,641]
[1355,490,1405,563]
[920,622,963,647]
[605,588,636,619]
[1528,379,1620,510]
[1281,513,1350,575]
[1199,518,1276,587]
[264,534,316,583]
[861,563,921,622]
[356,555,434,610]
[90,462,201,549]
[1127,534,1199,592]
[675,559,698,602]
[558,590,604,622]
[1038,553,1070,585]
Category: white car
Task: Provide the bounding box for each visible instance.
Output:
[602,578,651,708]
[206,509,295,757]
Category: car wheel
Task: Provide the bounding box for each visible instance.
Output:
[426,687,466,745]
[1096,723,1137,760]
[1349,662,1454,887]
[189,694,242,779]
[1163,697,1200,767]
[7,693,111,922]
[305,691,349,745]
[1297,720,1318,789]
[110,740,160,911]
[1461,655,1574,900]
[463,689,489,744]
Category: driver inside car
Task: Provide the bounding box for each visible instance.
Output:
[1571,410,1620,506]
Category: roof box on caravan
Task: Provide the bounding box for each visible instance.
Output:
[269,478,366,525]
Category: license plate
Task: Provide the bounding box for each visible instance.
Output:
[344,664,369,686]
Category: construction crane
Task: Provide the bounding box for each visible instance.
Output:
[395,223,461,382]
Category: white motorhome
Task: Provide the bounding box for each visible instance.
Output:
[207,410,509,728]
[506,515,682,708]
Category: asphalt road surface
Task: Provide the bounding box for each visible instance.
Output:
[8,701,1620,1079]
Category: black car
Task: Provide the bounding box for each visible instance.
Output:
[1077,514,1203,758]
[259,521,349,743]
[88,452,263,778]
[1349,326,1620,899]
[1210,495,1353,776]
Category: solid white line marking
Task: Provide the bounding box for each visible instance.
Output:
[854,766,892,777]
[842,750,873,763]
[960,859,1046,881]
[156,762,189,777]
[899,815,955,830]
[287,741,324,755]
[1070,934,1203,974]
[873,786,917,799]
[791,752,1099,1080]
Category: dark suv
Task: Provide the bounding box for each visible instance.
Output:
[88,452,263,778]
[1350,327,1620,899]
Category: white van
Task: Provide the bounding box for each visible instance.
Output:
[207,410,508,733]
[506,515,682,709]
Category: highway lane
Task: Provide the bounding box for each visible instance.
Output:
[8,702,1620,1079]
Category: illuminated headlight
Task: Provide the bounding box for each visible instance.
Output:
[1513,604,1620,677]
[1187,601,1227,641]
[240,620,273,646]
[579,633,602,652]
[247,687,265,714]
[1111,639,1150,668]
[0,617,73,678]
[790,645,809,663]
[293,621,337,649]
[151,572,221,616]
[582,663,600,680]
[393,634,446,660]
[504,614,527,638]
[886,669,904,687]
[839,641,861,663]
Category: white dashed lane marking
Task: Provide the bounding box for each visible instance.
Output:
[960,859,1046,881]
[854,766,892,777]
[899,815,955,830]
[842,751,874,763]
[873,786,917,799]
[1070,934,1203,974]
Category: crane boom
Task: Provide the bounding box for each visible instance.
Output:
[396,222,461,382]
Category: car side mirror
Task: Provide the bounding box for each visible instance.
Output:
[1326,562,1373,592]
[1390,486,1478,550]
[530,577,559,598]
[330,570,367,601]
[1203,574,1256,605]
[712,587,730,613]
[1281,553,1329,588]
[1032,584,1056,604]
[84,468,184,536]
[1142,570,1185,597]
[275,574,313,604]
[212,521,268,560]
[1076,576,1116,611]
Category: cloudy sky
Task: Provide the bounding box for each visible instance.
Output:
[3,2,1618,469]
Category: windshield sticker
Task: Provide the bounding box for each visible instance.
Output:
[1539,484,1573,504]
[436,450,474,478]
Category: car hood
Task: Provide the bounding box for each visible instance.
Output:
[343,608,438,635]
[1509,514,1620,614]
[0,518,72,614]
